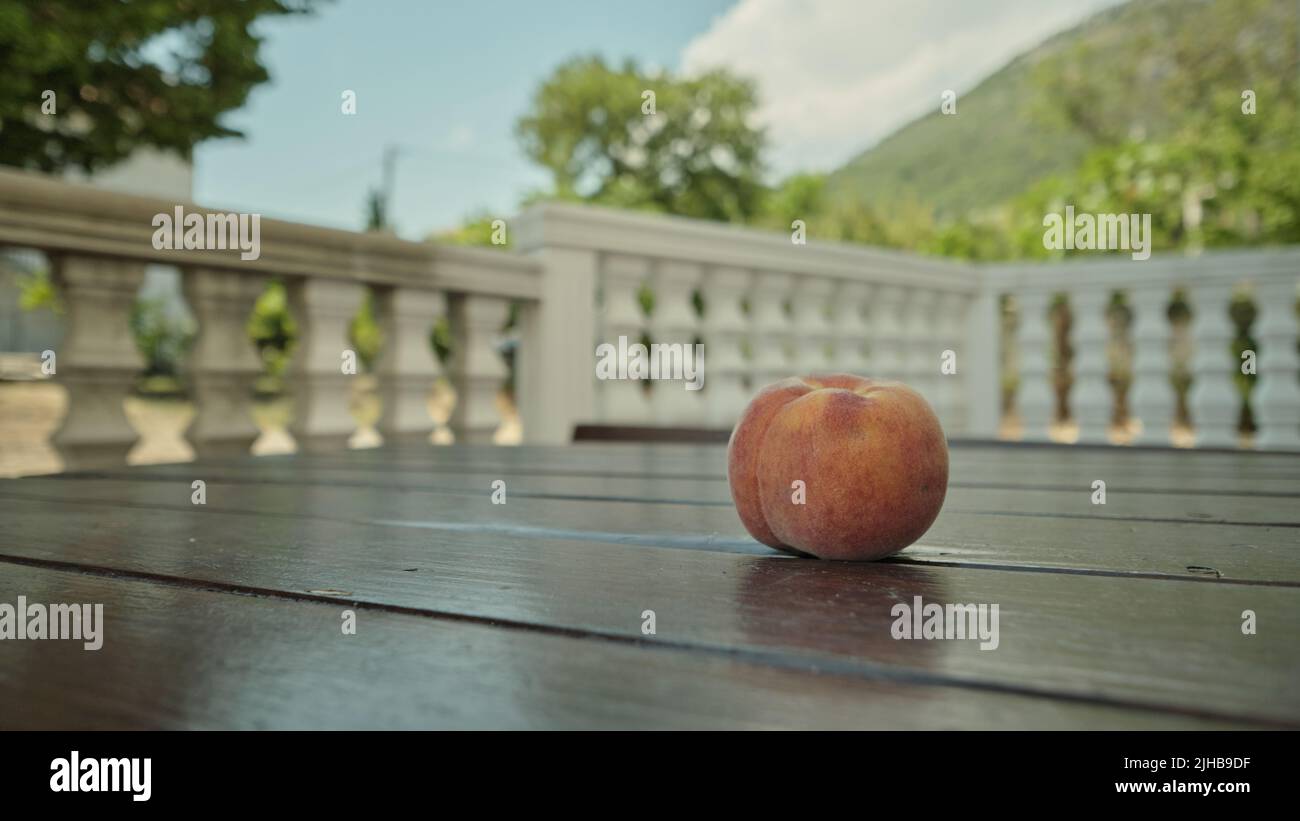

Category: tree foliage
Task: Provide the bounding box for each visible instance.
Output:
[515,55,767,222]
[0,0,323,173]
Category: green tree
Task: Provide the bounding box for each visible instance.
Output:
[754,173,827,232]
[0,0,324,173]
[434,211,508,248]
[516,55,767,222]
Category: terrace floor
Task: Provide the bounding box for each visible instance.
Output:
[0,441,1297,729]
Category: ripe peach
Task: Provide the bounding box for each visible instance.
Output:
[726,374,948,560]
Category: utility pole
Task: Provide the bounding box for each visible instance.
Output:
[380,144,402,229]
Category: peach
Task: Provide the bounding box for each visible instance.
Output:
[727,374,948,560]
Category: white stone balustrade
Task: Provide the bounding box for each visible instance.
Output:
[934,291,968,432]
[182,267,267,458]
[790,276,834,373]
[49,254,146,470]
[1015,290,1057,442]
[869,285,908,383]
[1188,282,1240,448]
[701,266,751,427]
[750,271,795,389]
[374,286,445,443]
[594,254,653,424]
[4,168,1297,459]
[1128,284,1174,446]
[904,289,938,404]
[1252,279,1300,450]
[1070,289,1113,444]
[287,278,367,452]
[448,293,511,443]
[649,261,704,424]
[986,252,1300,450]
[831,282,871,376]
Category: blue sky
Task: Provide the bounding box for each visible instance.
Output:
[193,0,1121,240]
[194,0,735,238]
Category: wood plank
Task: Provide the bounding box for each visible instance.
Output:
[141,444,1300,496]
[73,461,1300,527]
[1,496,1296,725]
[0,562,1239,729]
[7,474,1300,583]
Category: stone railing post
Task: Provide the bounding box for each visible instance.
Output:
[1070,289,1112,444]
[448,292,510,443]
[374,286,445,444]
[963,284,1001,439]
[287,278,366,452]
[1253,278,1300,450]
[905,289,938,403]
[1016,290,1056,442]
[595,255,652,424]
[934,291,968,433]
[1128,284,1174,446]
[48,255,146,470]
[791,275,834,373]
[749,271,794,389]
[701,266,751,427]
[182,268,268,458]
[869,285,907,383]
[514,247,596,444]
[831,282,872,377]
[1188,282,1239,448]
[650,261,704,424]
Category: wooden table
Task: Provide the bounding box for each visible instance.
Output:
[1,442,1297,729]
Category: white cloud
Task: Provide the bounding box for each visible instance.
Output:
[681,0,1125,179]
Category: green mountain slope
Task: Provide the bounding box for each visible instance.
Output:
[823,0,1298,219]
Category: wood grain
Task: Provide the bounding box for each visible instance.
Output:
[0,494,1295,725]
[0,562,1243,729]
[69,461,1300,526]
[7,474,1299,584]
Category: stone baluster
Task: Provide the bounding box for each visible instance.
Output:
[791,275,834,374]
[905,289,939,404]
[701,266,751,427]
[182,268,268,458]
[650,261,704,425]
[1253,278,1300,450]
[1016,290,1056,442]
[1188,282,1239,448]
[597,255,652,424]
[287,278,366,452]
[1070,289,1113,444]
[935,292,968,433]
[447,293,510,443]
[750,271,794,389]
[830,282,871,377]
[374,286,445,444]
[49,255,146,470]
[962,286,1003,440]
[1128,284,1174,446]
[869,285,907,382]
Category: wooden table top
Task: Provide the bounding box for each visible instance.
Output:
[1,441,1297,729]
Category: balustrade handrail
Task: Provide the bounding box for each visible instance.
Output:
[982,247,1300,292]
[515,200,979,293]
[0,167,540,298]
